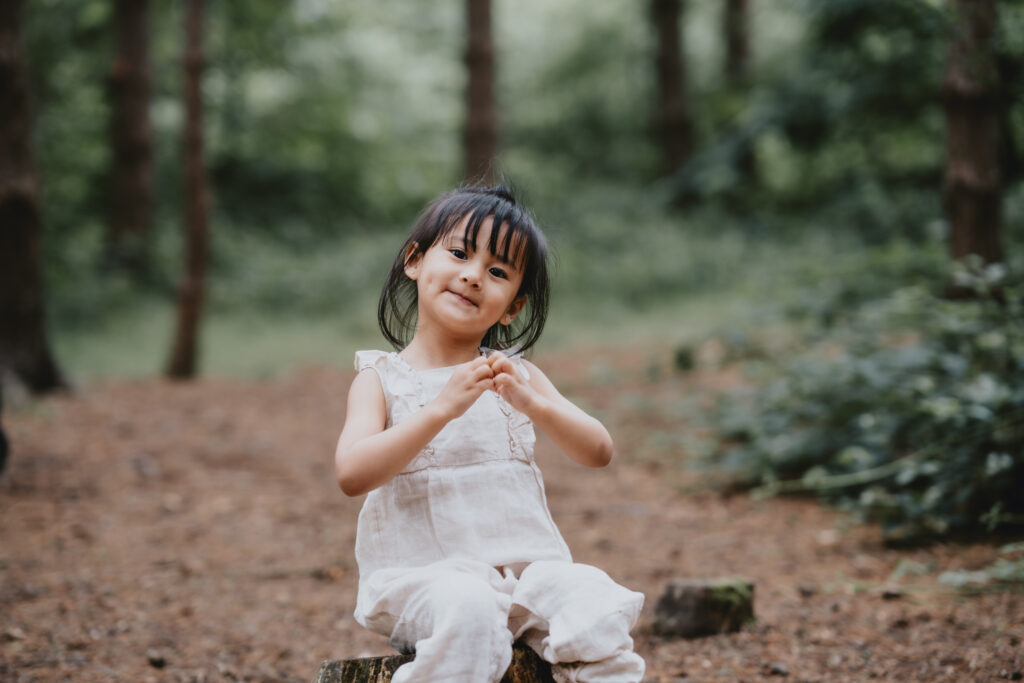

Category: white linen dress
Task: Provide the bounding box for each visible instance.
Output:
[351,350,645,683]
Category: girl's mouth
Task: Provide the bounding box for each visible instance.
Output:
[448,290,477,307]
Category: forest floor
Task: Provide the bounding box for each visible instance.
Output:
[1,345,1022,682]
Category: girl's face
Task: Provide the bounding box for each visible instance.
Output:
[404,215,527,344]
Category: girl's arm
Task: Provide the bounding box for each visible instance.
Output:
[490,353,614,468]
[335,356,496,496]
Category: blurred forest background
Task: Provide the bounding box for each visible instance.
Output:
[2,0,1024,543]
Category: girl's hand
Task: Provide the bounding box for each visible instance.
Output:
[490,353,614,468]
[433,356,495,420]
[488,351,539,415]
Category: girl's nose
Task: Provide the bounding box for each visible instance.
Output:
[460,267,482,288]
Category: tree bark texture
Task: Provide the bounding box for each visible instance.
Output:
[166,0,211,379]
[463,0,498,185]
[943,0,1003,265]
[724,0,755,184]
[312,642,554,683]
[724,0,750,83]
[0,387,8,476]
[108,0,153,274]
[0,0,65,393]
[651,0,694,177]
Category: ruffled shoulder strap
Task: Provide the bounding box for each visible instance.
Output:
[353,350,393,419]
[354,349,390,373]
[353,350,427,425]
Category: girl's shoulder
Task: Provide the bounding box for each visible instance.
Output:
[351,350,398,416]
[352,350,421,409]
[353,349,392,372]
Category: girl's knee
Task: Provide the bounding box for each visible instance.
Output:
[515,561,644,626]
[519,562,641,608]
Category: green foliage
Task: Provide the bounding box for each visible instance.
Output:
[713,261,1024,540]
[501,1,655,180]
[19,0,1024,390]
[675,0,1024,243]
[781,239,948,328]
[25,0,112,285]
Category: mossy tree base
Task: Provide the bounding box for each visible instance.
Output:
[652,577,755,638]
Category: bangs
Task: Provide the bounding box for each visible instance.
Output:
[434,200,533,270]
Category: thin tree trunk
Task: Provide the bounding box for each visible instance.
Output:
[108,0,153,275]
[0,0,65,394]
[166,0,210,379]
[652,0,693,177]
[463,0,498,185]
[0,387,8,476]
[724,0,755,185]
[724,0,750,83]
[943,0,1003,267]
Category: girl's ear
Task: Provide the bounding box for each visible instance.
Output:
[403,243,422,280]
[501,295,527,326]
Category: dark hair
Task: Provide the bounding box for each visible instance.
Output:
[378,185,550,353]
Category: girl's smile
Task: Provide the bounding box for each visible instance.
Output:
[447,288,479,307]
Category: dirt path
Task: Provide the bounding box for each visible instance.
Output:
[1,352,1021,682]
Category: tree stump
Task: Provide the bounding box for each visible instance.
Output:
[312,641,554,683]
[652,577,755,638]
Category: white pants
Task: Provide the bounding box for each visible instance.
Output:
[357,558,646,683]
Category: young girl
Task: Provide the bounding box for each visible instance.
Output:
[335,186,645,683]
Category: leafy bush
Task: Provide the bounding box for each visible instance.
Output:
[713,261,1024,540]
[780,239,948,328]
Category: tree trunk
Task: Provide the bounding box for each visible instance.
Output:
[108,0,153,275]
[724,0,755,186]
[943,0,1003,267]
[0,0,65,394]
[166,0,210,379]
[463,0,498,185]
[0,387,8,476]
[724,0,750,83]
[651,0,694,177]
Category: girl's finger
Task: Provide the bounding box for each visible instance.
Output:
[495,373,521,394]
[490,355,514,376]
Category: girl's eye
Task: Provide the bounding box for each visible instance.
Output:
[489,267,508,279]
[449,248,467,259]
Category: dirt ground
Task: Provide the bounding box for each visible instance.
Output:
[1,347,1022,682]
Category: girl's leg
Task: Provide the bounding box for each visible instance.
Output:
[361,558,516,683]
[510,561,645,683]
